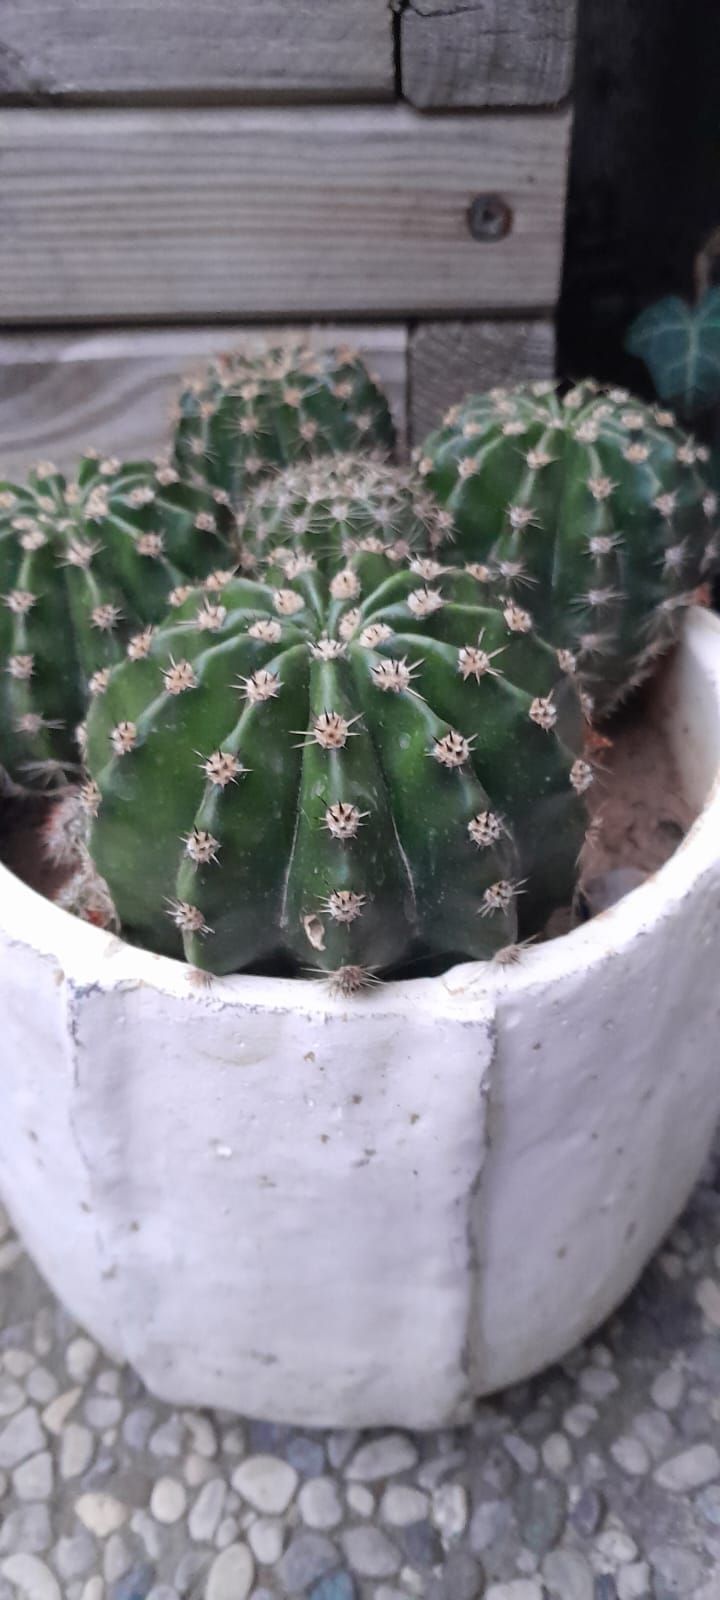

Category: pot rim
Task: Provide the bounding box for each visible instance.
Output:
[3,607,720,1019]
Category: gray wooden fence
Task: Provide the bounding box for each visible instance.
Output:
[0,0,577,474]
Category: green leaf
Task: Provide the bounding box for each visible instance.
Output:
[625,290,720,415]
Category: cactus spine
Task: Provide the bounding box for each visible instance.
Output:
[419,381,717,716]
[0,454,231,784]
[238,454,453,572]
[85,550,589,985]
[173,343,396,504]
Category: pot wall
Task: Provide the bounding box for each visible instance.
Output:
[1,609,720,1428]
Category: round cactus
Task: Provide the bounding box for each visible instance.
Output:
[238,453,452,573]
[85,550,590,987]
[0,454,232,785]
[419,381,717,716]
[173,343,396,504]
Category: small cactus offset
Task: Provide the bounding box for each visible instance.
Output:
[0,454,232,784]
[173,343,396,504]
[419,381,717,716]
[85,551,590,986]
[42,788,118,931]
[238,453,452,573]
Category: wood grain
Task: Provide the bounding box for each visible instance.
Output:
[0,106,571,322]
[0,325,408,478]
[0,0,393,103]
[401,0,577,109]
[409,319,555,439]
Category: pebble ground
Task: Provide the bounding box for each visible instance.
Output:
[1,1138,719,1600]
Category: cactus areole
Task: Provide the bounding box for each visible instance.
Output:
[85,552,589,987]
[420,382,718,717]
[0,455,232,786]
[173,343,396,504]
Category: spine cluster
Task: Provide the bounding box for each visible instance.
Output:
[419,380,717,716]
[84,548,589,985]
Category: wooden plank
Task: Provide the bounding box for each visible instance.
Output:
[409,319,555,440]
[0,106,572,322]
[401,0,577,109]
[0,325,408,479]
[0,0,393,103]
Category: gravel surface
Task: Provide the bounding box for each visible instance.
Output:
[0,1136,719,1600]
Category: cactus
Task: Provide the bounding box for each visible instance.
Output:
[418,381,717,716]
[173,343,396,504]
[238,453,453,573]
[85,550,590,987]
[0,453,232,784]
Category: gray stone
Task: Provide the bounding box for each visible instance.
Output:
[341,1525,402,1578]
[298,1476,343,1531]
[247,1518,285,1566]
[85,1396,123,1430]
[470,1498,514,1553]
[697,1484,720,1526]
[0,1503,52,1554]
[149,1418,184,1458]
[650,1543,703,1596]
[232,1455,298,1515]
[0,1378,24,1418]
[188,1477,226,1542]
[425,1549,484,1600]
[0,1405,45,1468]
[286,1436,326,1478]
[12,1448,53,1499]
[380,1485,430,1527]
[122,1408,156,1452]
[55,1532,99,1581]
[432,1481,468,1539]
[327,1432,358,1471]
[103,1538,135,1586]
[473,1444,517,1495]
[594,1581,618,1600]
[616,1563,651,1600]
[398,1520,443,1569]
[60,1423,94,1480]
[345,1435,418,1482]
[308,1577,357,1600]
[542,1549,594,1600]
[150,1476,187,1525]
[174,1551,209,1595]
[205,1543,254,1600]
[517,1478,567,1555]
[654,1444,720,1491]
[570,1488,605,1538]
[631,1410,674,1462]
[276,1533,340,1594]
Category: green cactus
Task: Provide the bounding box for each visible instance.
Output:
[173,343,396,504]
[85,550,590,987]
[419,381,717,717]
[238,453,453,573]
[0,453,232,785]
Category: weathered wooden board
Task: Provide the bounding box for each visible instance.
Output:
[0,0,394,103]
[401,0,577,109]
[409,319,555,439]
[0,106,572,322]
[0,326,408,478]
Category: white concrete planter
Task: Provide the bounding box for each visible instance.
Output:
[2,607,720,1429]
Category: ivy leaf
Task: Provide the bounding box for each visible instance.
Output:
[625,289,720,416]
